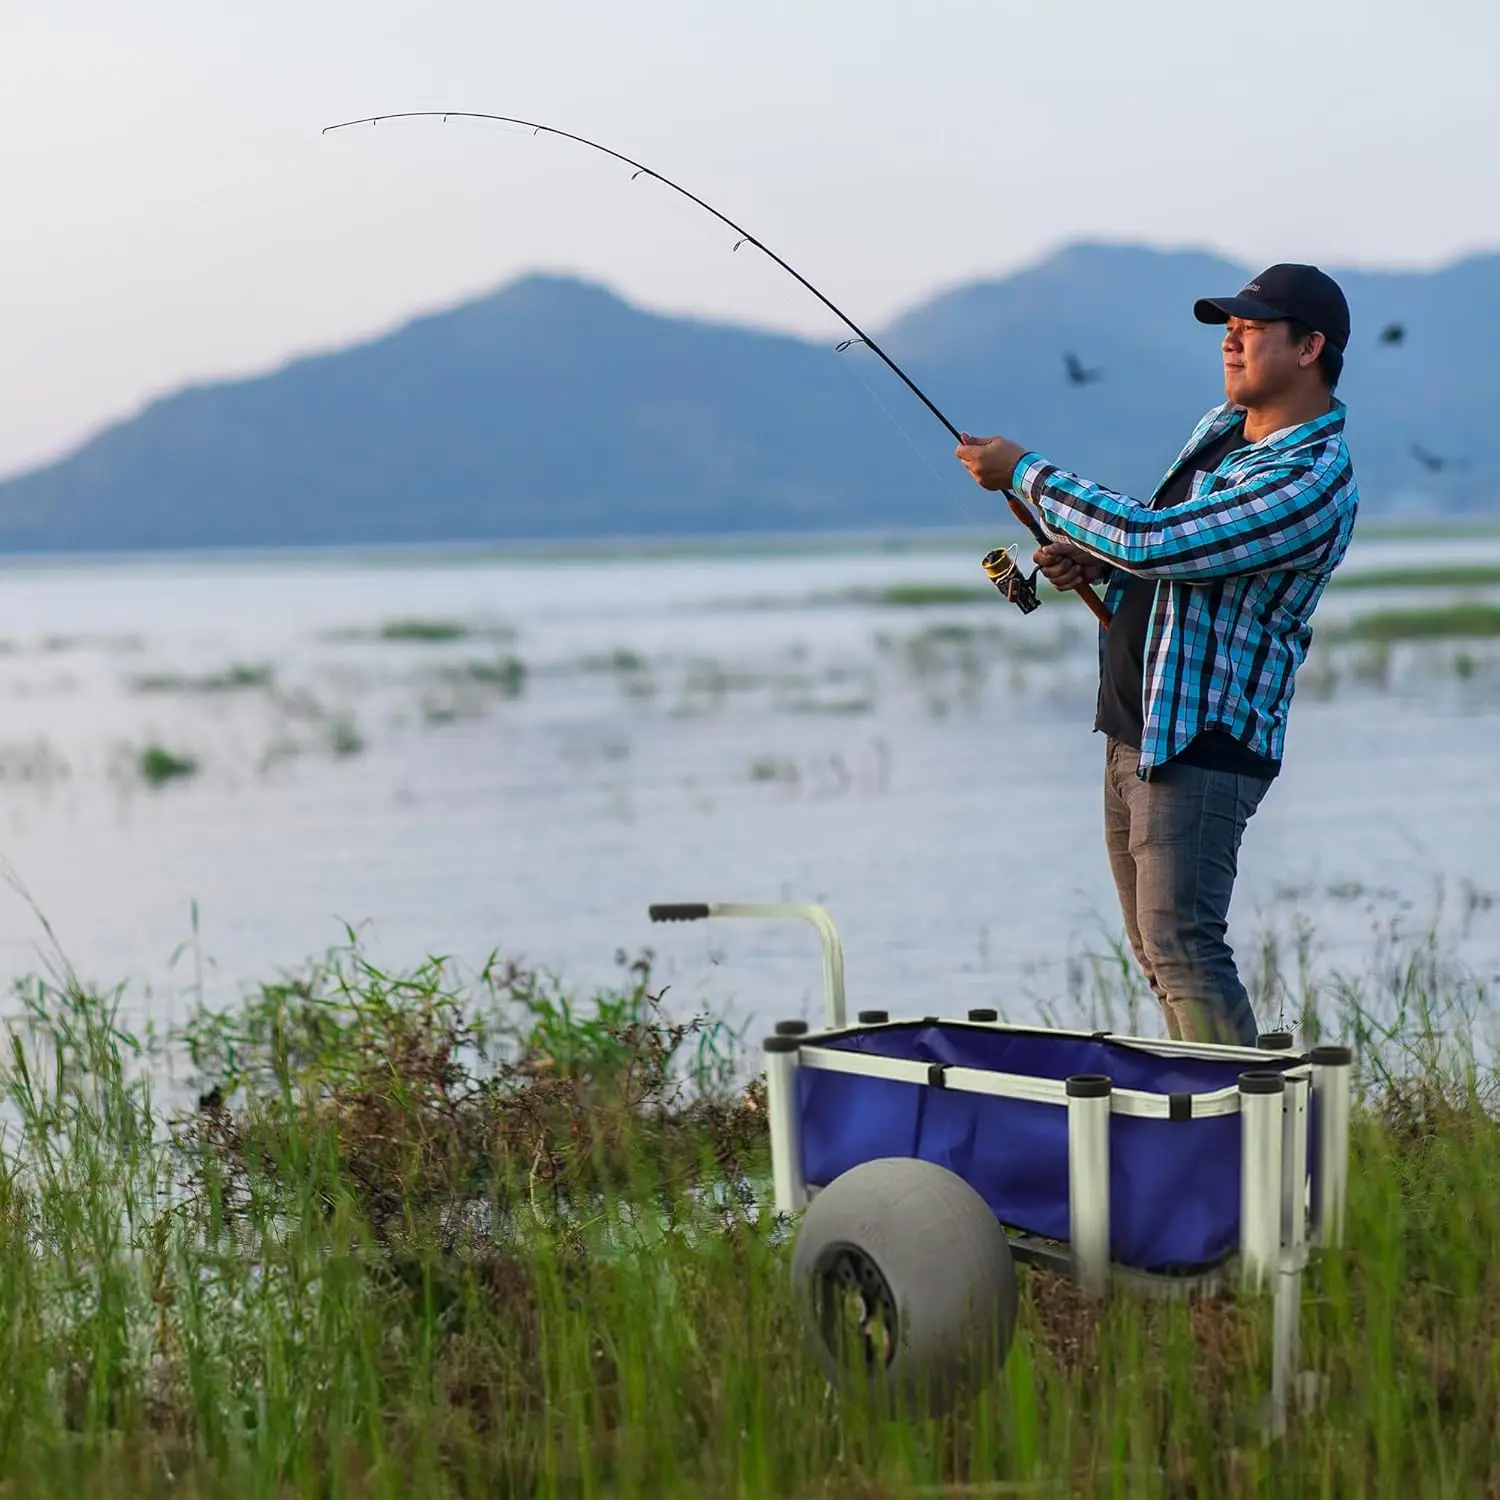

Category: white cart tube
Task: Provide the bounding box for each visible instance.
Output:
[1281,1069,1310,1253]
[1239,1070,1285,1291]
[647,902,847,1028]
[764,1035,807,1215]
[1271,1069,1311,1432]
[1310,1045,1353,1249]
[1066,1074,1112,1298]
[1268,1266,1297,1438]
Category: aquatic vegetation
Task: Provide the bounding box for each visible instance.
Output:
[268,684,332,723]
[578,646,650,673]
[0,933,1497,1494]
[1333,601,1500,642]
[329,716,366,758]
[0,737,71,784]
[779,693,874,716]
[131,661,275,694]
[398,657,531,733]
[1333,561,1500,592]
[136,744,198,786]
[38,632,146,653]
[321,617,517,647]
[871,582,994,607]
[445,655,528,697]
[379,617,473,642]
[749,753,799,784]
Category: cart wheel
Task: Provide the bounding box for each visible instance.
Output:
[791,1157,1018,1416]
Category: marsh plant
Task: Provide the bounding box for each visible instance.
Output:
[0,737,72,785]
[131,663,275,695]
[1,921,1498,1495]
[135,744,199,787]
[439,655,527,698]
[329,716,366,758]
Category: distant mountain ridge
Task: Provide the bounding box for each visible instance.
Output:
[0,240,1494,554]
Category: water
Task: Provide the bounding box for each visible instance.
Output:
[1,530,1498,1040]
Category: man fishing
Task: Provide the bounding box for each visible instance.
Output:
[956,264,1358,1046]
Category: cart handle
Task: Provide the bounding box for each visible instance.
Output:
[648,901,847,1029]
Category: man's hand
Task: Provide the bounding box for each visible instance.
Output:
[1033,541,1107,592]
[955,433,1027,492]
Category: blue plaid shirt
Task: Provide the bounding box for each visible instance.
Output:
[1012,399,1357,775]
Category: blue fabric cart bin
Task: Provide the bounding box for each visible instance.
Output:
[797,1023,1301,1272]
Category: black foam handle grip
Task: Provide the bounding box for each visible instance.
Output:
[648,903,711,923]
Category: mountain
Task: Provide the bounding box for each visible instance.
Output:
[884,242,1499,518]
[0,242,1494,554]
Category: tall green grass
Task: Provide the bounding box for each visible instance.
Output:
[0,930,1497,1496]
[1332,602,1500,642]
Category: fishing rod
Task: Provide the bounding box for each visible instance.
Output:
[321,109,1112,627]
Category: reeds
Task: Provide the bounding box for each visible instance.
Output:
[0,928,1497,1496]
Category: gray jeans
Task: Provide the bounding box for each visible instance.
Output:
[1103,737,1270,1046]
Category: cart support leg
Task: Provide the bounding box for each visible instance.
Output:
[1267,1257,1300,1438]
[1239,1070,1285,1292]
[1268,1069,1311,1437]
[1311,1045,1353,1249]
[1066,1074,1112,1298]
[764,1036,807,1215]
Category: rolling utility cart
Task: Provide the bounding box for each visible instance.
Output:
[648,901,1353,1435]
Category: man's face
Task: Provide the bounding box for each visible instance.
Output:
[1220,317,1316,406]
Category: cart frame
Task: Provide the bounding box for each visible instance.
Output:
[649,900,1353,1435]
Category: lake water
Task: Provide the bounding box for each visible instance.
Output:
[1,529,1498,1044]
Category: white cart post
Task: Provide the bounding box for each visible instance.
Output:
[763,1034,808,1214]
[1238,1070,1285,1292]
[1310,1044,1353,1249]
[1269,1067,1311,1435]
[1066,1074,1112,1298]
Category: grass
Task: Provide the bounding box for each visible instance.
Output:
[1331,602,1500,643]
[447,655,527,697]
[871,583,995,608]
[0,737,71,784]
[132,662,275,694]
[378,618,473,642]
[578,647,650,673]
[136,743,198,786]
[750,753,799,784]
[324,619,516,645]
[329,717,366,758]
[0,929,1498,1496]
[39,633,146,654]
[1333,562,1500,592]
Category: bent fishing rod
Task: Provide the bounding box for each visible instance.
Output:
[321,110,1112,627]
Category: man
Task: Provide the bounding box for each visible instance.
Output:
[956,264,1358,1046]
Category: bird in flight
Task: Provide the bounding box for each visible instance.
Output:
[1409,441,1468,474]
[1063,351,1103,386]
[1379,323,1406,345]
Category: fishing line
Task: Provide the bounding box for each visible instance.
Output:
[835,341,984,525]
[834,343,1039,593]
[322,109,1109,624]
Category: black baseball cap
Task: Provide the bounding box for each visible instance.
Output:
[1193,264,1350,353]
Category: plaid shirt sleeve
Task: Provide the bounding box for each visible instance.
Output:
[1013,436,1354,581]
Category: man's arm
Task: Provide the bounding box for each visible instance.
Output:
[1013,445,1354,581]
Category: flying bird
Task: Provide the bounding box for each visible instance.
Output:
[1409,441,1468,474]
[1379,323,1406,345]
[1063,351,1103,386]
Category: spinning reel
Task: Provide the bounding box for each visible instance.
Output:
[980,545,1042,615]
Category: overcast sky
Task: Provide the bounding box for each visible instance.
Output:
[1,0,1495,478]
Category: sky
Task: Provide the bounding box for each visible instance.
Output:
[1,0,1496,478]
